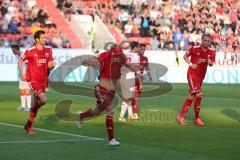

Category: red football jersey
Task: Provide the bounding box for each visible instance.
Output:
[140,56,148,74]
[98,48,126,80]
[186,45,216,80]
[21,45,54,84]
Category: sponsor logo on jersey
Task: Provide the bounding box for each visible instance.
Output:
[37,59,47,64]
[112,57,121,63]
[197,58,207,63]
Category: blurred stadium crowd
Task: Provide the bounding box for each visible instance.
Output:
[0,0,71,48]
[1,0,240,54]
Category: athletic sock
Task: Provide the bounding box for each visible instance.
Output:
[20,94,26,107]
[120,101,128,118]
[106,115,114,141]
[194,96,202,120]
[180,98,193,117]
[26,94,31,109]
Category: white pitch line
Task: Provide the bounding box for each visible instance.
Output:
[0,139,99,144]
[0,122,104,141]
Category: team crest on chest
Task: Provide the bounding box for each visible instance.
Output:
[45,53,49,58]
[197,52,200,56]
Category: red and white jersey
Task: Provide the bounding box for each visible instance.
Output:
[186,45,216,80]
[121,51,140,79]
[21,45,54,84]
[98,48,126,80]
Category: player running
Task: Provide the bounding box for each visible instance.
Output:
[19,30,56,135]
[177,34,216,126]
[132,43,152,120]
[119,41,141,122]
[77,45,141,146]
[11,45,31,111]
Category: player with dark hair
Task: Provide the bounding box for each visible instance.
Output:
[19,30,56,134]
[119,41,141,121]
[177,34,216,126]
[77,46,141,146]
[132,43,152,120]
[11,45,31,111]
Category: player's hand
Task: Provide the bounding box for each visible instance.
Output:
[48,61,56,69]
[21,74,26,81]
[189,63,197,69]
[208,59,213,66]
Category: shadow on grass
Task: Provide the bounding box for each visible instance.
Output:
[222,109,240,122]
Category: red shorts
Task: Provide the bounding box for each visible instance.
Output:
[135,78,143,97]
[95,85,115,111]
[187,75,202,94]
[29,81,46,96]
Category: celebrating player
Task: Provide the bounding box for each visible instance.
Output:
[177,34,216,126]
[77,45,141,146]
[19,30,56,135]
[119,41,141,122]
[132,43,152,120]
[11,45,31,111]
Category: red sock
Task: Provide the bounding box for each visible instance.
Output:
[25,111,35,128]
[106,115,114,141]
[132,98,139,114]
[30,97,41,117]
[80,108,92,120]
[180,98,193,117]
[194,96,202,120]
[26,96,40,128]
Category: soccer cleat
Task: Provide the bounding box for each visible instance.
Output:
[195,118,205,126]
[77,111,83,128]
[132,113,139,120]
[24,125,36,135]
[24,108,31,111]
[177,115,185,125]
[108,138,120,146]
[118,117,126,122]
[128,115,136,121]
[17,106,24,110]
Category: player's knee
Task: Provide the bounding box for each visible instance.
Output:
[107,109,114,117]
[40,97,47,105]
[188,94,195,100]
[196,93,203,99]
[38,94,47,105]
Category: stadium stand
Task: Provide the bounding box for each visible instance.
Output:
[0,0,80,48]
[55,0,240,53]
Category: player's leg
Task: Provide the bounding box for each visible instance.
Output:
[194,92,204,126]
[177,93,195,125]
[106,104,120,146]
[78,85,115,126]
[18,80,26,110]
[19,89,26,110]
[127,98,134,120]
[25,83,46,134]
[119,100,128,122]
[25,88,31,110]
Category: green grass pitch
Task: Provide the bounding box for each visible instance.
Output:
[0,82,239,160]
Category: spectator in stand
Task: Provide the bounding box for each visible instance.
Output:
[150,35,160,50]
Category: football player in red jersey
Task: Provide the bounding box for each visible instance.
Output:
[19,30,56,135]
[77,45,141,146]
[132,43,152,120]
[177,34,216,126]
